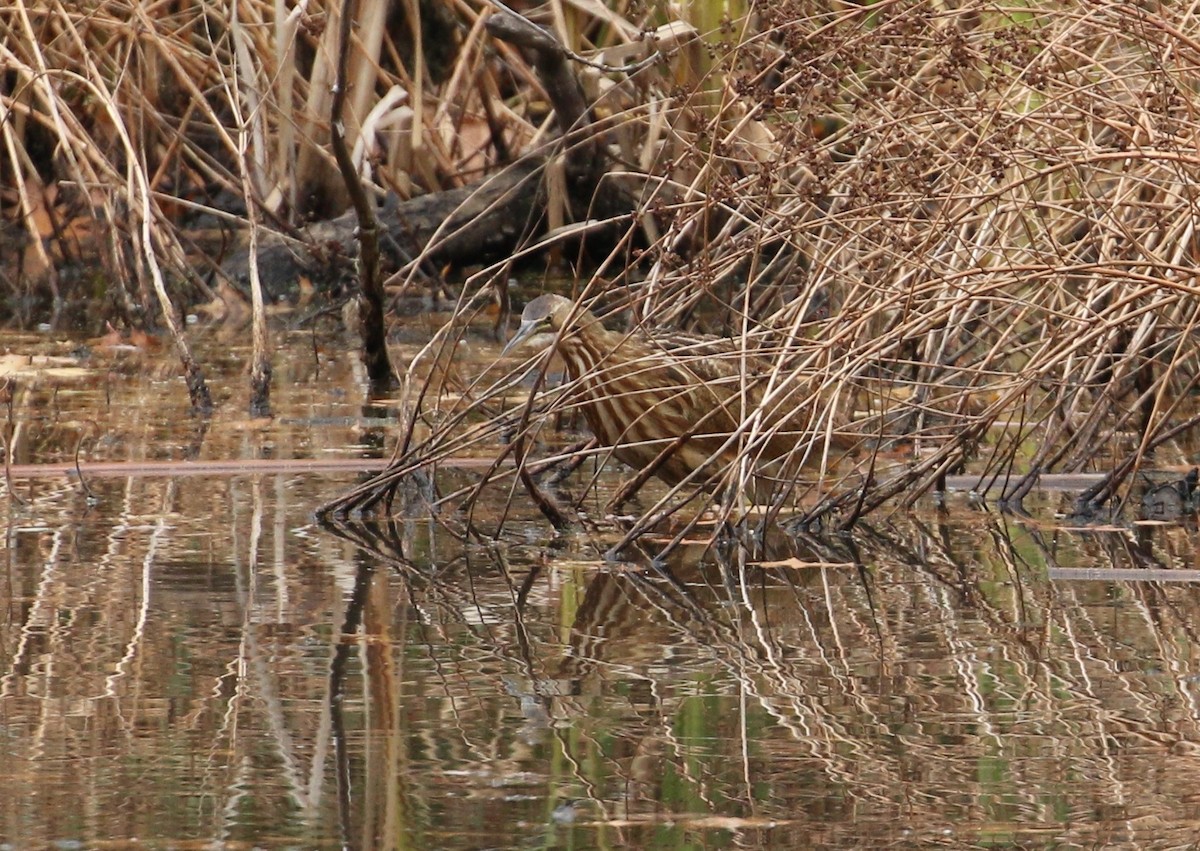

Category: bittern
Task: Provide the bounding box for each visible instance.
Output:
[501,294,855,499]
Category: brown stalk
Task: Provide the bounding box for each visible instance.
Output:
[330,0,395,391]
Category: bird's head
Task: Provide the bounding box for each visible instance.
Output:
[500,294,588,356]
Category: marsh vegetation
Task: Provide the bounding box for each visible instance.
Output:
[5,2,1200,537]
[9,3,1200,845]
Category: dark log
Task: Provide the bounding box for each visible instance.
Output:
[222,159,548,299]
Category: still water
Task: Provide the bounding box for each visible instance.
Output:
[3,325,1200,848]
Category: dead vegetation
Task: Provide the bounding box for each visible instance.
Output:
[326,0,1200,546]
[5,1,1200,544]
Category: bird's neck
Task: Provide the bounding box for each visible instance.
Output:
[557,321,629,378]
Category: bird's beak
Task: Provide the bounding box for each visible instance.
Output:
[500,318,541,357]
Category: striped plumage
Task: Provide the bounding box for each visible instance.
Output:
[502,294,853,498]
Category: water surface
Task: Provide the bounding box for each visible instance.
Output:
[3,326,1200,848]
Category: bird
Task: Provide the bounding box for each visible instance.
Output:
[500,294,857,502]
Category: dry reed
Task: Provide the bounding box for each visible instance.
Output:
[6,1,1200,542]
[329,1,1200,548]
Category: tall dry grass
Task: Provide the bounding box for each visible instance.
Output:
[0,0,547,405]
[0,0,665,308]
[6,1,1200,539]
[325,1,1200,547]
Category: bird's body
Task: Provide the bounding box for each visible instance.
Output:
[503,294,854,499]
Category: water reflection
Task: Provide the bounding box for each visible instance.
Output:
[6,468,1200,846]
[316,509,1200,848]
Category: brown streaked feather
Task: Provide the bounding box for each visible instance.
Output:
[506,294,856,497]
